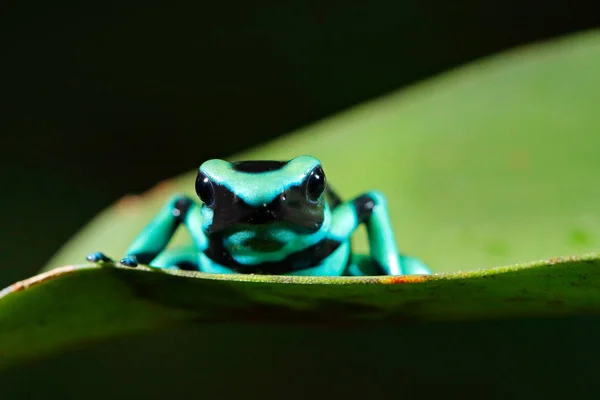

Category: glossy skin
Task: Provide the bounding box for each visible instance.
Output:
[87,155,431,276]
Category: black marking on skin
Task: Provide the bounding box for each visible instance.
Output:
[172,197,193,222]
[231,160,288,173]
[206,182,325,234]
[352,194,375,223]
[204,235,346,274]
[174,261,199,271]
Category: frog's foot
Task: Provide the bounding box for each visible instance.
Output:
[86,252,114,264]
[120,255,139,268]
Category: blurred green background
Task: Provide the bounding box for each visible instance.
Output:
[1,2,598,287]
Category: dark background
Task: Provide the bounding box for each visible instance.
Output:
[1,2,598,287]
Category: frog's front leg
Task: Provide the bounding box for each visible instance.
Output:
[329,190,428,276]
[86,194,206,267]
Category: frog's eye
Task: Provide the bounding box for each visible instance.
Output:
[195,172,215,207]
[306,166,326,203]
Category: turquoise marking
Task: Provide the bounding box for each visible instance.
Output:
[201,206,214,230]
[200,155,321,207]
[198,252,237,274]
[363,190,403,275]
[184,204,208,250]
[151,245,198,269]
[327,202,359,241]
[282,241,351,276]
[227,227,324,265]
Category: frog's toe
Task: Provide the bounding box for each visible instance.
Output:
[120,255,139,268]
[86,252,114,263]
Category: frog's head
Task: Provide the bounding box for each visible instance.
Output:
[195,155,330,253]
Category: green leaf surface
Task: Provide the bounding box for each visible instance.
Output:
[45,29,600,275]
[3,253,600,369]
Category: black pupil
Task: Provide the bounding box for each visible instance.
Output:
[306,166,326,202]
[195,172,215,206]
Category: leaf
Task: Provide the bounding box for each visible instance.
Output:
[3,253,600,369]
[44,29,600,274]
[3,254,600,397]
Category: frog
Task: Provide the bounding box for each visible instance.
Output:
[86,155,431,276]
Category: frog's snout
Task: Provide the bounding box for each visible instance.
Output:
[241,205,281,225]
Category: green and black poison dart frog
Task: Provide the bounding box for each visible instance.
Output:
[86,155,431,276]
